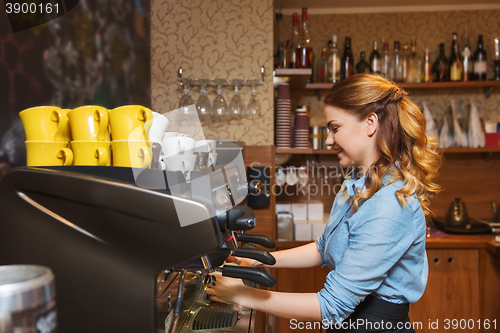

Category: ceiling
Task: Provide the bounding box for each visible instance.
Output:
[274,0,500,14]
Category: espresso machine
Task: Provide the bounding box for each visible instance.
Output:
[0,144,276,333]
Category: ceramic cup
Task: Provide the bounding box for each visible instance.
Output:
[161,136,195,157]
[71,141,111,166]
[20,106,71,142]
[25,141,73,166]
[108,105,153,141]
[111,140,152,168]
[194,140,216,153]
[68,105,109,141]
[160,154,196,180]
[147,111,170,142]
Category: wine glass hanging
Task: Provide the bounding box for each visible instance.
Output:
[177,66,264,119]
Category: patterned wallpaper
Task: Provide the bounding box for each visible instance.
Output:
[276,9,500,131]
[151,0,274,145]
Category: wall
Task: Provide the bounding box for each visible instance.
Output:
[150,0,274,145]
[276,9,500,127]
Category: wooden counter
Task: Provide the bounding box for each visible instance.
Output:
[426,234,499,250]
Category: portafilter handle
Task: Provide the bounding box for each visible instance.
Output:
[236,233,275,249]
[232,248,276,265]
[221,265,276,288]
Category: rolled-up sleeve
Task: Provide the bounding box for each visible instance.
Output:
[317,194,416,323]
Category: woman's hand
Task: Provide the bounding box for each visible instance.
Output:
[205,275,248,304]
[225,255,260,267]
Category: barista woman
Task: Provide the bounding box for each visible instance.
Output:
[205,74,442,332]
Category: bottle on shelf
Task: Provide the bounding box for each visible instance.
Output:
[433,43,449,82]
[369,39,382,75]
[276,42,286,69]
[382,41,392,78]
[421,49,433,83]
[449,33,463,81]
[341,36,354,80]
[327,35,341,83]
[494,36,500,80]
[401,43,409,82]
[356,51,371,74]
[286,13,300,69]
[392,41,404,82]
[316,48,328,83]
[473,34,487,81]
[407,38,422,83]
[296,7,313,69]
[462,27,473,81]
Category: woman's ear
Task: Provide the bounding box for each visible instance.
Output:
[366,113,379,137]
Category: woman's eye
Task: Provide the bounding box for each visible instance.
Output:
[330,127,339,133]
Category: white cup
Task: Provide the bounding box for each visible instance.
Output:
[286,167,298,186]
[160,154,196,179]
[276,168,286,186]
[148,112,170,136]
[194,140,216,153]
[161,136,195,157]
[162,132,178,139]
[207,153,218,167]
[149,130,165,143]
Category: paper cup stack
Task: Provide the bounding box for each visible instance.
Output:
[275,84,291,148]
[294,105,310,148]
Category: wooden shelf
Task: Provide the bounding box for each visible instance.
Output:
[274,68,312,91]
[276,147,500,154]
[305,80,500,91]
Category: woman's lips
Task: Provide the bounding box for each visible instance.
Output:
[336,148,343,155]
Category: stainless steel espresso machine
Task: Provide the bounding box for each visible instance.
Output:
[0,144,276,333]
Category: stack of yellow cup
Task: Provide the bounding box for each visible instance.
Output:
[68,106,111,166]
[108,105,153,168]
[20,106,73,166]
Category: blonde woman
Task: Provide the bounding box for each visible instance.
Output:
[206,74,442,333]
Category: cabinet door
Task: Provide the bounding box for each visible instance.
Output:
[409,249,480,333]
[275,266,330,333]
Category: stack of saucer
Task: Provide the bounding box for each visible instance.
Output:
[275,84,291,148]
[294,105,309,148]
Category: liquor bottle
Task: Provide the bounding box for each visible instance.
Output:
[356,51,371,74]
[421,49,433,83]
[316,48,328,83]
[381,42,392,78]
[449,33,463,81]
[462,27,472,81]
[369,40,382,74]
[473,34,487,81]
[341,36,354,80]
[296,8,313,68]
[494,36,500,80]
[407,38,422,83]
[433,43,449,81]
[286,13,300,68]
[327,35,341,83]
[392,41,404,82]
[401,43,409,82]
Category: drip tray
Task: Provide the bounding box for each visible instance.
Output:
[189,308,238,331]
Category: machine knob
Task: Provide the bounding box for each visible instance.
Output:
[227,206,256,231]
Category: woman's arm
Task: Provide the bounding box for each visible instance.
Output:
[205,275,323,321]
[229,242,323,269]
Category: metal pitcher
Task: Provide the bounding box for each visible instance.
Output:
[446,198,469,225]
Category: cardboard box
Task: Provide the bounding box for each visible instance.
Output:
[307,200,324,220]
[486,132,500,147]
[294,223,312,241]
[291,202,307,220]
[312,223,326,240]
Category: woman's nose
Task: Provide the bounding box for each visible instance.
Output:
[325,132,334,146]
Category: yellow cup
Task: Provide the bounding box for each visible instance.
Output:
[25,141,73,166]
[111,140,152,168]
[71,141,111,166]
[20,106,71,142]
[68,106,109,141]
[108,105,153,141]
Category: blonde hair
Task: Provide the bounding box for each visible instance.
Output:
[324,74,442,215]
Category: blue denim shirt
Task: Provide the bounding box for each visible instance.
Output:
[316,169,428,323]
